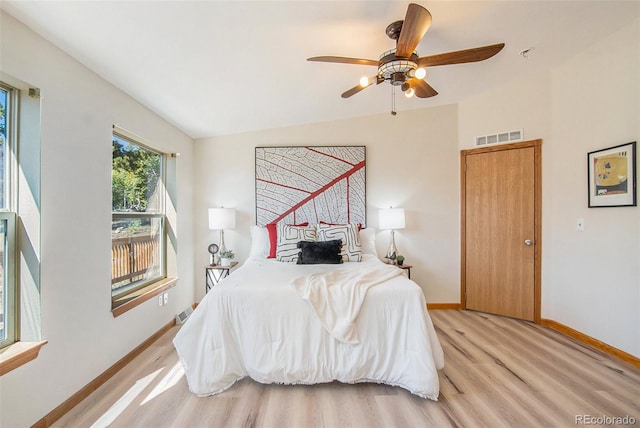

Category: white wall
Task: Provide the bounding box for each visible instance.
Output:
[546,18,639,357]
[0,12,195,428]
[194,105,461,304]
[457,71,552,150]
[459,18,640,357]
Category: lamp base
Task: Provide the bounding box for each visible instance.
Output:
[385,229,398,265]
[219,229,227,254]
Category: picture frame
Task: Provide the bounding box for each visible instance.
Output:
[587,141,636,207]
[255,146,366,227]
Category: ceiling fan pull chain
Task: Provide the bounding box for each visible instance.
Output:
[391,85,397,116]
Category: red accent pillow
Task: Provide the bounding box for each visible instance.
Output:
[266,222,309,258]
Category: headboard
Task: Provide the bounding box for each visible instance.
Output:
[255,146,366,227]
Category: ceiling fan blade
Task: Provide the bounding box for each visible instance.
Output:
[341,76,383,98]
[341,84,369,99]
[396,3,432,58]
[409,79,438,98]
[417,43,505,67]
[307,56,379,67]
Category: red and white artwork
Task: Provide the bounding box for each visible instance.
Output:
[255,146,366,227]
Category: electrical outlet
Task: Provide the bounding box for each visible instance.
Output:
[163,292,169,305]
[158,295,164,306]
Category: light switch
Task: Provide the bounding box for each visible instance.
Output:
[576,218,585,231]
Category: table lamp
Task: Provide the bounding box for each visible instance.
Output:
[208,207,236,261]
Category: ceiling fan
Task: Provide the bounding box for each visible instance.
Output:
[307,3,505,100]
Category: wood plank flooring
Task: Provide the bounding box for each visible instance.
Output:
[53,310,640,427]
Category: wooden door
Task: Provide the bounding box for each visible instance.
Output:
[461,140,541,322]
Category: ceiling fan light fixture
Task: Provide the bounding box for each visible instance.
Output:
[378,49,419,84]
[307,3,505,101]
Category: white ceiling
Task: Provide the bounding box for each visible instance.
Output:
[2,1,639,139]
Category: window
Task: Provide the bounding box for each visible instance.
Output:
[0,75,44,371]
[0,82,17,349]
[111,130,166,306]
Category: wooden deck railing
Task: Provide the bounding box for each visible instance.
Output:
[111,234,160,289]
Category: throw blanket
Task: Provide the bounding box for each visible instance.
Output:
[291,264,403,344]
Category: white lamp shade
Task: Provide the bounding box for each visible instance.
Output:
[378,208,405,230]
[208,208,236,230]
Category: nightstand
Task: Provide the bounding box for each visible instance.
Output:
[398,265,412,279]
[205,262,238,293]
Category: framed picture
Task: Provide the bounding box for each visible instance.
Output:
[255,146,366,226]
[587,141,636,207]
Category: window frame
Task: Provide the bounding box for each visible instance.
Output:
[0,212,17,349]
[0,81,18,350]
[111,129,167,308]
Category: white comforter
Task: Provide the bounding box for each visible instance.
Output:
[173,255,444,400]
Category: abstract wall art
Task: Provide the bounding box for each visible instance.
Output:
[255,146,366,226]
[588,141,636,207]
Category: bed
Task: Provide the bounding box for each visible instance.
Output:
[173,226,444,400]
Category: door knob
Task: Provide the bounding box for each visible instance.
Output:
[524,239,533,246]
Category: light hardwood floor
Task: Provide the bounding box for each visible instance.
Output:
[53,310,640,427]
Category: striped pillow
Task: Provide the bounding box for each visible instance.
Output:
[276,224,317,262]
[317,223,362,262]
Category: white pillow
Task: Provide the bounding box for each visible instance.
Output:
[359,227,376,256]
[249,225,269,259]
[317,223,362,262]
[276,224,317,262]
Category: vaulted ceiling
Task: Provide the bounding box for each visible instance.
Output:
[2,1,638,138]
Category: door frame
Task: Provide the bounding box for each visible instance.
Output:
[460,139,542,323]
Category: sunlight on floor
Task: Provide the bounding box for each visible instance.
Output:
[88,361,186,428]
[140,361,185,405]
[89,368,163,428]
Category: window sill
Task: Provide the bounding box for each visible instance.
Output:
[0,340,48,376]
[111,277,178,318]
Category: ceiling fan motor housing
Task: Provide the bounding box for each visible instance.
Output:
[390,73,406,86]
[385,20,404,40]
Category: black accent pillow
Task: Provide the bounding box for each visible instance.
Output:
[297,240,344,265]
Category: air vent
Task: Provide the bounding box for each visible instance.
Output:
[176,306,194,325]
[475,129,523,146]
